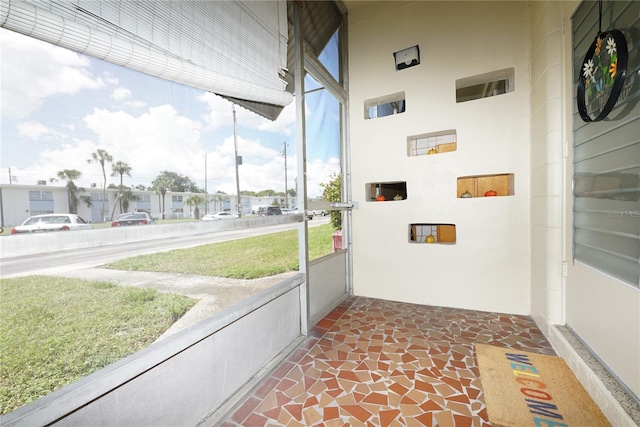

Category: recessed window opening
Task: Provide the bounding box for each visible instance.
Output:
[365,181,407,201]
[364,92,406,119]
[408,130,457,156]
[456,68,514,103]
[409,223,456,244]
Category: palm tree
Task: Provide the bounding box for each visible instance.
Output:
[185,194,207,219]
[152,175,172,219]
[111,161,132,214]
[88,149,113,222]
[51,169,83,214]
[120,189,140,213]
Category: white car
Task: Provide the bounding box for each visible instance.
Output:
[11,214,92,234]
[291,207,314,220]
[202,212,238,221]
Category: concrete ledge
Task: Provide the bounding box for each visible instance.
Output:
[547,325,639,426]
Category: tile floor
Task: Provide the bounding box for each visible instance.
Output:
[221,296,556,427]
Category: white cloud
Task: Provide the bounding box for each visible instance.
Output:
[16,121,52,140]
[81,106,204,184]
[103,72,119,86]
[111,87,132,101]
[0,29,105,119]
[110,87,146,108]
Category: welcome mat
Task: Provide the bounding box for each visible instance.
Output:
[475,344,611,427]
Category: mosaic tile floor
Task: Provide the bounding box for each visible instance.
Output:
[221,297,555,427]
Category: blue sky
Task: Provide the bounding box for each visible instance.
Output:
[0,28,340,198]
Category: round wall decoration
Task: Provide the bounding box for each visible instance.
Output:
[577,29,628,122]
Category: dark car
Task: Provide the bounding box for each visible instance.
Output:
[257,206,282,216]
[111,212,154,227]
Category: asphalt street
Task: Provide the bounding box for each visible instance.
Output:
[1,216,330,278]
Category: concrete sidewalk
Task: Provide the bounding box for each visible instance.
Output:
[55,268,299,340]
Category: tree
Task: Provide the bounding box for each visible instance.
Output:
[51,169,84,214]
[155,170,203,193]
[320,172,342,231]
[211,192,228,212]
[257,189,276,197]
[184,194,207,219]
[152,174,172,219]
[108,186,140,219]
[111,161,132,215]
[120,189,140,213]
[88,149,113,221]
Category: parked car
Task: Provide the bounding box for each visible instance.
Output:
[256,206,282,216]
[291,207,314,220]
[202,212,238,221]
[11,214,92,234]
[111,212,154,227]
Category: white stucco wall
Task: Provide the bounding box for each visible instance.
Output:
[529,0,566,329]
[348,2,531,314]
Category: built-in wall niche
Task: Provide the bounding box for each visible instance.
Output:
[409,223,456,244]
[366,181,407,201]
[408,129,457,156]
[364,92,406,120]
[456,67,515,103]
[457,173,514,198]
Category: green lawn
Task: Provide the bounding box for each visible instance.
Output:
[0,223,335,415]
[0,276,195,415]
[104,223,335,278]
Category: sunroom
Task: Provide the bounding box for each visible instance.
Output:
[1,0,638,426]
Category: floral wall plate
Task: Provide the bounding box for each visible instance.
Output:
[577,29,628,122]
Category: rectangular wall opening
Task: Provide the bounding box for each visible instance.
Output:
[456,68,514,103]
[457,173,515,198]
[409,224,456,244]
[365,181,407,201]
[364,92,406,119]
[408,129,457,156]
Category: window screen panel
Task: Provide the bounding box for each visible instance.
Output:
[572,0,640,287]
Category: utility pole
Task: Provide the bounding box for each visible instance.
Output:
[283,141,289,208]
[232,104,242,218]
[8,168,12,185]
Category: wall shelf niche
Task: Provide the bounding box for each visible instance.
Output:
[410,223,456,244]
[408,129,457,157]
[366,181,407,202]
[457,173,514,198]
[364,92,406,120]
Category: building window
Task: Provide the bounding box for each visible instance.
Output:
[572,0,640,287]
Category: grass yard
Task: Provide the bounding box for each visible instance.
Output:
[1,223,336,415]
[104,223,335,278]
[0,276,195,415]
